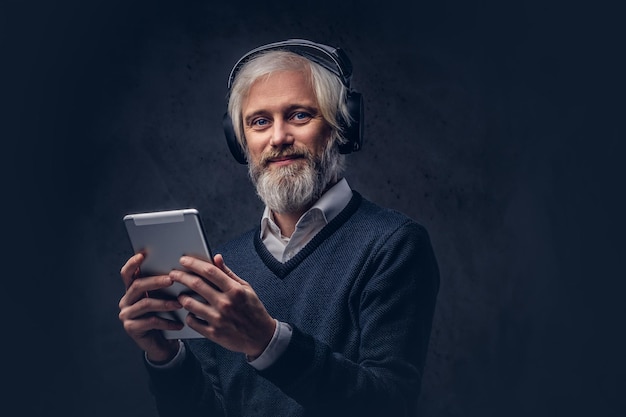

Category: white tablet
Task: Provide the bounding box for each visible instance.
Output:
[123,208,213,339]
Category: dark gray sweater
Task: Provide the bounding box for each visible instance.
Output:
[147,192,440,417]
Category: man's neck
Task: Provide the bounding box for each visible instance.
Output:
[272,209,308,238]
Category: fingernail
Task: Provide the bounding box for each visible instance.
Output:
[180,256,190,265]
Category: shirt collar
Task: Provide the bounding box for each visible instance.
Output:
[260,178,352,238]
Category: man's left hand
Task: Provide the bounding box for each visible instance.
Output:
[169,254,276,358]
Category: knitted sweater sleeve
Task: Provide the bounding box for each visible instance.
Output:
[144,341,225,417]
[258,221,440,416]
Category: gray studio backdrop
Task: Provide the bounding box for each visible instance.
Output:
[14,1,620,416]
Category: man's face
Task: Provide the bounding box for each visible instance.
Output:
[241,69,340,213]
[242,70,330,169]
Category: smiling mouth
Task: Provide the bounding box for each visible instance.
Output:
[265,154,304,167]
[270,155,300,162]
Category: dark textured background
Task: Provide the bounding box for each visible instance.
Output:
[2,0,624,416]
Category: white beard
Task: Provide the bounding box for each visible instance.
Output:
[249,142,343,214]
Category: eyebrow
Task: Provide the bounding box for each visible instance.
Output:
[244,104,320,126]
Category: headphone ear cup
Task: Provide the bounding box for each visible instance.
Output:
[338,91,364,154]
[222,112,248,164]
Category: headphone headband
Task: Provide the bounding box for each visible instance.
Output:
[227,39,353,90]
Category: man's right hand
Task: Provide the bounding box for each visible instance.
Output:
[119,253,184,363]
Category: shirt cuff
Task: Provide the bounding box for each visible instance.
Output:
[248,320,293,371]
[145,340,186,369]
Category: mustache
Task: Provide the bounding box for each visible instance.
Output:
[258,147,313,167]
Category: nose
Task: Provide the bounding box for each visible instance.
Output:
[269,118,294,148]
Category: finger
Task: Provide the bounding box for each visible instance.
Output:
[119,297,183,322]
[169,269,222,305]
[120,253,144,289]
[122,275,174,306]
[179,256,235,292]
[179,294,217,322]
[186,312,214,331]
[123,315,184,336]
[213,254,248,286]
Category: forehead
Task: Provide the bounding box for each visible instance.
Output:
[243,70,318,113]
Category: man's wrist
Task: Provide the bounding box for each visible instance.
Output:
[248,320,293,371]
[146,339,184,366]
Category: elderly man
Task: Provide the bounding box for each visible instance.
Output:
[119,39,439,417]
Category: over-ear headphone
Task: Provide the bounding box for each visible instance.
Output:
[223,39,364,164]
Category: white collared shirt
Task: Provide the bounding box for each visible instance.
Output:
[260,178,353,262]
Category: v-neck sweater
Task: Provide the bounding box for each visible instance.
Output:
[146,191,440,417]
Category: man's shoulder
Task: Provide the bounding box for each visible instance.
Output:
[322,192,430,251]
[355,194,426,231]
[216,227,257,254]
[346,195,436,268]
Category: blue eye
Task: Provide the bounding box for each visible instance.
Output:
[292,112,311,122]
[252,118,269,127]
